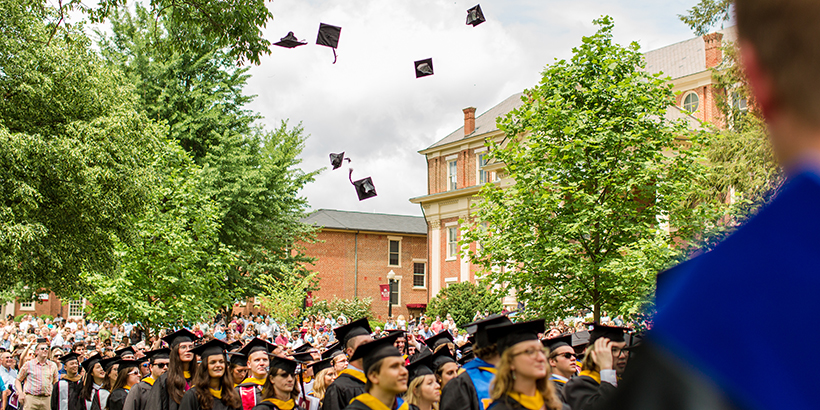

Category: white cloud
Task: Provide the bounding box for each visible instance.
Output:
[244,0,702,217]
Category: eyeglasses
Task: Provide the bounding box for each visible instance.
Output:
[551,352,576,360]
[128,370,140,376]
[141,363,149,367]
[154,363,168,369]
[512,348,547,359]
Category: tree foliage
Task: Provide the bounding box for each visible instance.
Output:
[425,282,502,328]
[678,0,733,35]
[461,17,724,323]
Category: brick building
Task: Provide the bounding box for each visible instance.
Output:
[410,28,734,301]
[300,209,429,320]
[0,293,86,320]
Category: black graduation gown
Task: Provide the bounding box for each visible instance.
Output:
[439,371,480,410]
[249,399,305,410]
[146,373,194,410]
[342,395,404,410]
[108,388,129,410]
[51,377,82,410]
[551,380,566,404]
[235,381,264,410]
[179,386,241,410]
[487,395,572,410]
[322,373,366,410]
[123,379,154,410]
[562,374,616,410]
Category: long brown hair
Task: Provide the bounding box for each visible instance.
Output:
[193,354,240,410]
[105,365,137,410]
[102,364,118,391]
[261,368,300,402]
[168,342,197,404]
[490,347,562,410]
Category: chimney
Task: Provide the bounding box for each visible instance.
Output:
[703,32,724,69]
[463,107,476,136]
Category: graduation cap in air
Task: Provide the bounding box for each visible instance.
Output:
[329,152,351,170]
[59,352,80,364]
[542,334,573,352]
[431,348,456,371]
[316,23,342,63]
[162,329,199,347]
[334,318,372,347]
[274,31,307,48]
[485,319,546,353]
[464,314,512,348]
[350,331,403,374]
[228,352,248,367]
[352,176,377,201]
[291,352,315,363]
[425,331,454,351]
[414,58,434,78]
[587,323,627,344]
[115,346,136,359]
[240,338,275,357]
[294,342,314,354]
[466,4,486,27]
[144,348,170,361]
[406,349,433,381]
[81,353,103,372]
[322,342,345,360]
[270,356,299,375]
[310,357,334,375]
[101,356,121,371]
[191,339,231,360]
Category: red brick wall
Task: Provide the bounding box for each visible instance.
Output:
[15,292,68,318]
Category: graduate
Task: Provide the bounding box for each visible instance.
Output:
[289,352,320,410]
[52,352,82,410]
[322,319,374,410]
[107,360,143,410]
[424,332,454,356]
[115,347,137,361]
[403,350,440,410]
[250,357,304,410]
[228,353,248,389]
[430,349,458,390]
[541,335,575,404]
[77,354,111,410]
[322,343,348,374]
[102,357,121,392]
[439,315,511,410]
[562,324,625,410]
[124,348,170,410]
[236,338,275,410]
[343,332,407,410]
[146,329,201,410]
[482,319,563,410]
[306,358,336,407]
[178,339,241,410]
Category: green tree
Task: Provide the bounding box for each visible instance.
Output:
[0,0,163,295]
[461,17,722,323]
[425,282,502,328]
[678,0,733,35]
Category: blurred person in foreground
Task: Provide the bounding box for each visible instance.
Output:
[609,1,820,409]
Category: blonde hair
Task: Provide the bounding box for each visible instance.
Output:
[311,368,334,401]
[490,347,562,410]
[581,344,598,373]
[403,375,439,410]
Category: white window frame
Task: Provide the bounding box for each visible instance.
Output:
[446,227,458,260]
[444,277,458,287]
[448,160,458,191]
[412,260,427,289]
[389,276,402,307]
[19,301,34,311]
[477,153,489,185]
[68,299,85,318]
[682,91,700,112]
[387,236,402,267]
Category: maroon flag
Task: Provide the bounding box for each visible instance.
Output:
[380,284,390,301]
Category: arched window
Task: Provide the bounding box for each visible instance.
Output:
[683,92,700,112]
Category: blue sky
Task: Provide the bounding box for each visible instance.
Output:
[243,0,721,217]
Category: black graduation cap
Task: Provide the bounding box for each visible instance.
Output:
[115,359,143,371]
[191,339,231,360]
[229,341,244,351]
[270,356,299,375]
[572,330,590,348]
[350,331,403,374]
[587,323,627,344]
[485,319,546,353]
[425,331,454,351]
[81,353,103,372]
[466,4,486,27]
[329,153,351,170]
[334,318,372,347]
[406,349,433,381]
[322,342,345,360]
[162,329,199,347]
[542,334,573,352]
[101,356,121,371]
[414,58,434,78]
[457,349,474,365]
[228,352,248,367]
[274,31,307,48]
[291,352,315,363]
[240,338,274,357]
[294,342,314,354]
[36,337,48,344]
[431,348,456,372]
[115,346,136,359]
[624,332,643,350]
[310,357,334,375]
[316,23,342,63]
[59,352,80,364]
[351,177,376,201]
[144,348,171,361]
[464,314,512,348]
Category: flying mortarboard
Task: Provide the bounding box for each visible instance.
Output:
[270,356,299,375]
[59,352,80,364]
[352,176,377,201]
[464,314,512,348]
[425,331,454,351]
[162,329,199,347]
[350,331,402,374]
[542,334,573,352]
[406,349,433,381]
[431,348,456,371]
[587,323,627,344]
[81,353,103,372]
[466,4,486,27]
[485,319,546,353]
[334,318,372,346]
[414,58,434,78]
[310,357,334,375]
[329,153,351,170]
[240,338,275,357]
[322,342,345,360]
[115,346,136,359]
[316,23,342,63]
[191,339,231,360]
[274,31,307,48]
[101,356,121,371]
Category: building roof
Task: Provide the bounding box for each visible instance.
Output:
[301,209,427,235]
[425,92,526,151]
[644,26,736,80]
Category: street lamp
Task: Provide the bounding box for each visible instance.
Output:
[387,270,396,320]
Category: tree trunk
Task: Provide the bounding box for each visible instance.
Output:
[593,303,600,324]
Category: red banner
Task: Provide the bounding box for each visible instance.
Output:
[379,284,390,301]
[305,291,313,307]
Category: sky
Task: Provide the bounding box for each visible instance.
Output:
[243,0,711,217]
